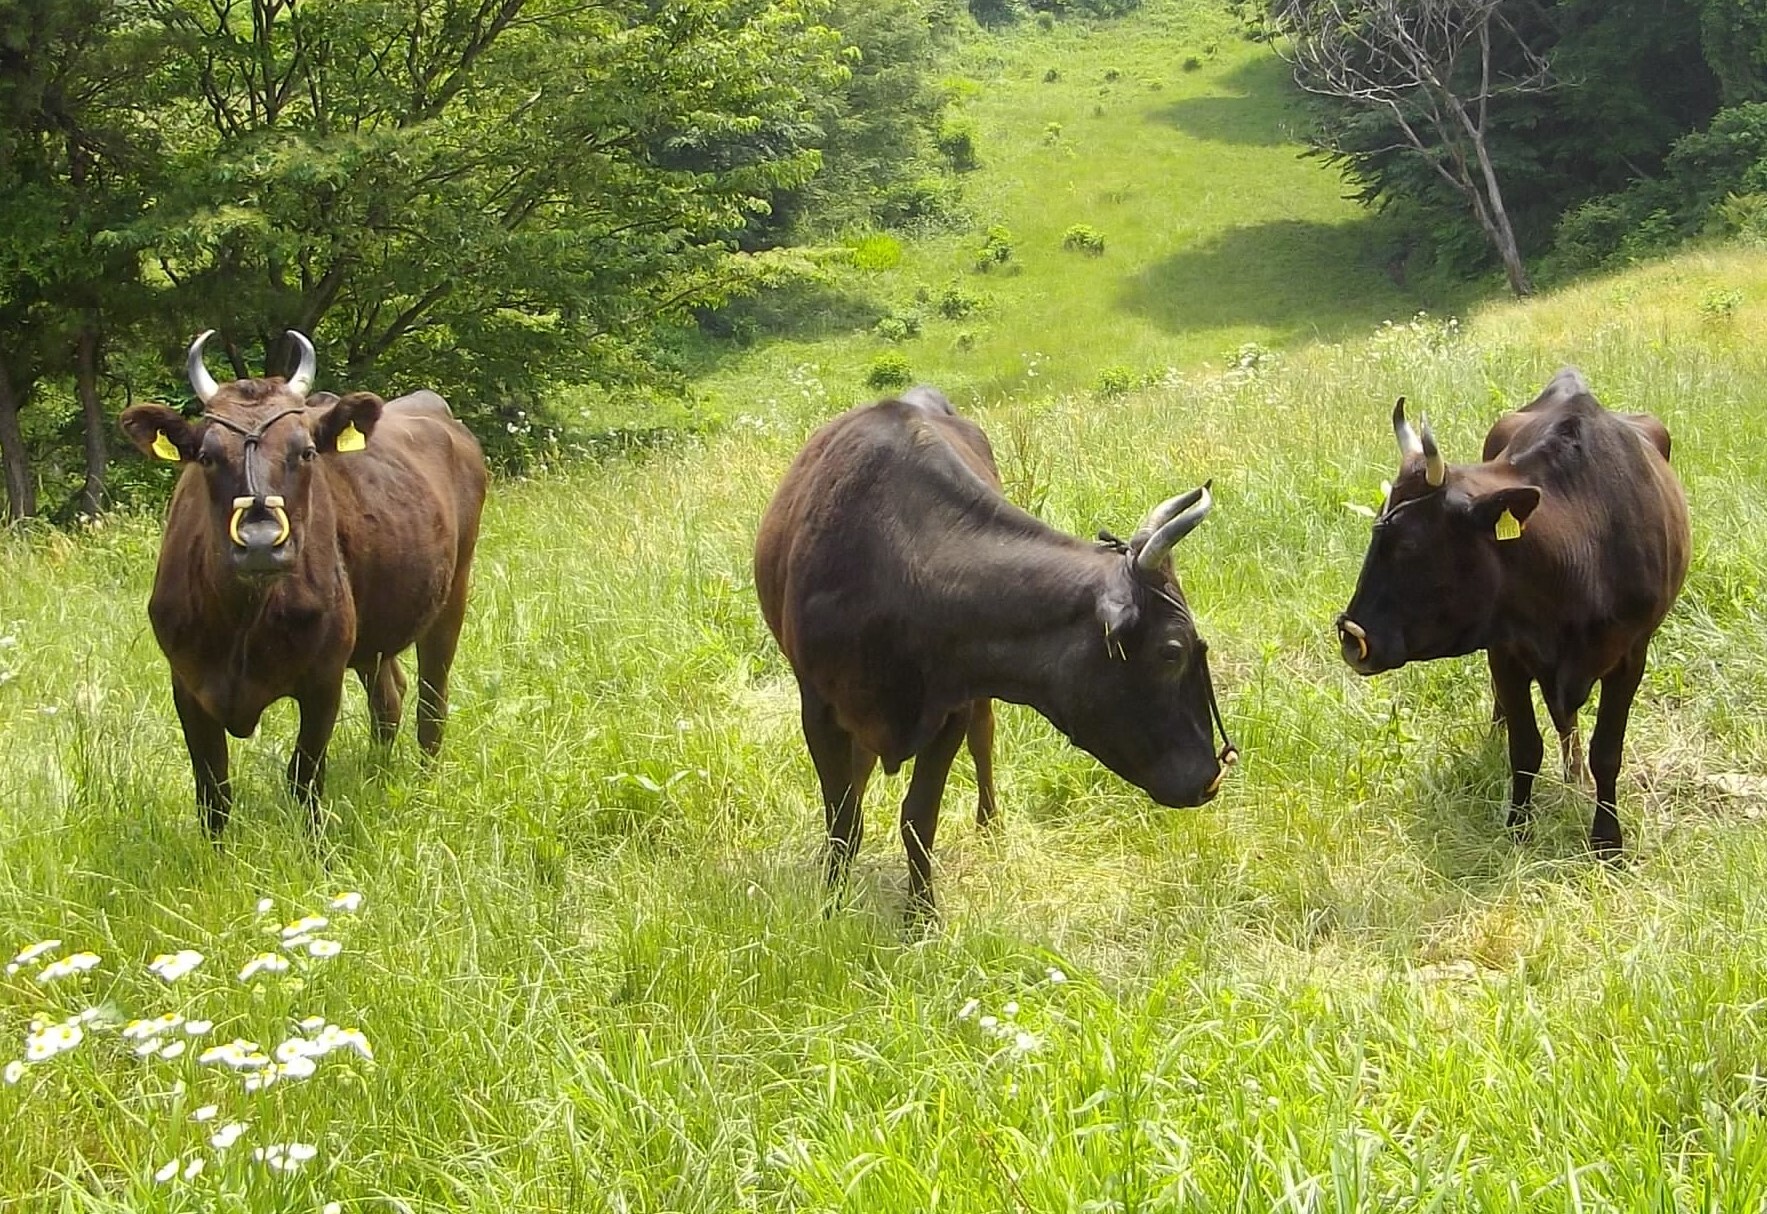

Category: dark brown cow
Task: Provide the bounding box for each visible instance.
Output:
[1335,368,1690,855]
[755,386,1236,916]
[119,330,488,835]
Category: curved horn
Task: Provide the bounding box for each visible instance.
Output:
[1392,396,1422,461]
[1136,483,1212,573]
[1418,416,1446,487]
[187,330,220,404]
[1130,484,1206,548]
[284,330,316,395]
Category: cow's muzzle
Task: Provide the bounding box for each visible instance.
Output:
[229,495,293,575]
[1336,615,1379,673]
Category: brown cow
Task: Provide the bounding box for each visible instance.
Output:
[119,330,488,835]
[756,386,1236,917]
[1335,368,1690,856]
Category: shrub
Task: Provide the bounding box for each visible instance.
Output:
[935,283,984,319]
[1043,67,1061,83]
[1062,224,1106,254]
[954,330,977,351]
[873,309,923,342]
[974,224,1014,271]
[865,352,914,390]
[1103,68,1121,82]
[848,233,903,272]
[1181,55,1202,72]
[1699,287,1744,323]
[937,119,980,172]
[1035,11,1054,28]
[1043,122,1064,144]
[1095,365,1138,398]
[968,0,1021,25]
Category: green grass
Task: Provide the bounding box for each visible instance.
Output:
[689,0,1461,414]
[6,240,1767,1208]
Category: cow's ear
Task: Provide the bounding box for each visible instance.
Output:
[313,391,383,453]
[1096,572,1141,640]
[119,404,202,462]
[1464,484,1542,540]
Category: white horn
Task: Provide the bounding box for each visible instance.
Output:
[1419,417,1446,487]
[187,330,220,404]
[285,330,316,395]
[1136,483,1212,573]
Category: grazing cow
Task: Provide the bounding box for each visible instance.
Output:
[755,386,1236,916]
[118,330,488,835]
[1334,368,1689,855]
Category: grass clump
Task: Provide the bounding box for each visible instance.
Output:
[848,232,905,272]
[1061,223,1106,254]
[973,224,1016,271]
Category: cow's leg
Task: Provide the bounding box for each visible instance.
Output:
[415,584,469,757]
[172,681,231,839]
[288,679,343,831]
[1589,645,1649,859]
[801,689,873,901]
[969,697,999,830]
[1487,658,1505,730]
[901,708,968,922]
[358,656,405,746]
[1489,648,1542,839]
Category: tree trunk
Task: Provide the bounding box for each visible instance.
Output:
[0,353,35,521]
[75,322,107,517]
[1449,93,1534,297]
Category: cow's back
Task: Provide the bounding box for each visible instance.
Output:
[324,391,488,659]
[755,397,1005,750]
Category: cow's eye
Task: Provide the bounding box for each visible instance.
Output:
[197,451,214,468]
[301,447,318,463]
[1160,639,1185,663]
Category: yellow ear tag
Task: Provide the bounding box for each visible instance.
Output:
[1494,509,1524,541]
[151,431,181,462]
[334,422,366,453]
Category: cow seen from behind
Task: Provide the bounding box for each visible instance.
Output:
[119,330,488,836]
[755,387,1236,918]
[1334,368,1690,856]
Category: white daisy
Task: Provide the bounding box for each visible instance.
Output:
[330,891,364,913]
[958,999,979,1019]
[191,1104,219,1122]
[256,898,274,915]
[159,1039,187,1060]
[11,939,61,966]
[298,1015,326,1032]
[148,950,204,983]
[306,939,342,959]
[238,953,290,981]
[36,952,100,981]
[182,1157,205,1181]
[184,1019,214,1036]
[3,1060,23,1084]
[154,1159,179,1184]
[280,916,328,940]
[209,1121,249,1150]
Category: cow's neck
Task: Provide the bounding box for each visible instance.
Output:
[198,495,345,627]
[939,538,1120,708]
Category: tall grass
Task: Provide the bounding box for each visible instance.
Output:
[5,245,1767,1209]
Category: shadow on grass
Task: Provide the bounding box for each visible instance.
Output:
[1152,56,1307,148]
[1117,216,1480,347]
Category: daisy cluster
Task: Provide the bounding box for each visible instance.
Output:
[2,890,373,1200]
[955,965,1070,1056]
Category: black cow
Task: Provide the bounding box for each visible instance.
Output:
[755,386,1236,916]
[1335,368,1690,855]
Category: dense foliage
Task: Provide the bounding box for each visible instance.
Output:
[1272,0,1767,283]
[0,0,973,519]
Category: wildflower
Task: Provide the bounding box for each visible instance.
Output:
[280,1055,318,1080]
[253,1142,318,1171]
[24,1021,83,1061]
[210,1121,249,1150]
[154,1160,179,1184]
[10,939,61,967]
[298,1015,326,1032]
[324,1204,342,1214]
[281,916,328,940]
[3,1061,22,1084]
[276,1038,318,1063]
[317,1025,372,1059]
[192,1104,219,1122]
[148,950,204,982]
[330,891,364,913]
[307,939,342,959]
[243,1068,281,1093]
[1013,1031,1038,1053]
[134,1040,161,1058]
[978,1015,998,1031]
[36,952,99,981]
[159,1039,188,1060]
[198,1039,267,1069]
[958,999,979,1020]
[1003,1001,1019,1017]
[183,1157,205,1180]
[184,1019,213,1036]
[256,898,274,915]
[239,953,290,981]
[1046,967,1067,984]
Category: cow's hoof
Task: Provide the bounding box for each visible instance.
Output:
[1590,835,1625,865]
[1504,810,1533,844]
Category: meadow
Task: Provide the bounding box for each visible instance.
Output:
[10,0,1767,1208]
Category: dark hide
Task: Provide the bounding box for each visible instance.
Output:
[1336,367,1690,855]
[755,386,1233,916]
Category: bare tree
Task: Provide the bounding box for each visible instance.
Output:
[1269,0,1551,296]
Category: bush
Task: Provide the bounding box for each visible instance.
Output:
[935,283,984,318]
[1095,365,1138,398]
[873,309,923,342]
[1103,68,1121,82]
[937,119,980,172]
[1699,287,1744,323]
[974,224,1014,270]
[1061,223,1106,254]
[848,233,903,272]
[1181,55,1202,72]
[865,352,914,390]
[954,330,977,351]
[968,0,1021,25]
[1043,67,1061,83]
[1043,122,1064,144]
[1035,11,1054,28]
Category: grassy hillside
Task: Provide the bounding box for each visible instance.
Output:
[689,0,1452,413]
[5,239,1767,1208]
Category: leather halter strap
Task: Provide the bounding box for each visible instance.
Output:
[201,407,305,500]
